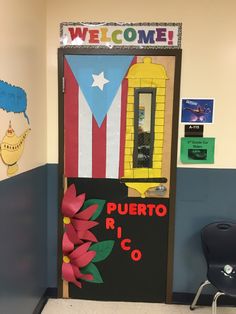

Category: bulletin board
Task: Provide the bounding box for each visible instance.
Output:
[58,22,182,303]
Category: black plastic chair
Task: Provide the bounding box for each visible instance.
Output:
[190,221,236,314]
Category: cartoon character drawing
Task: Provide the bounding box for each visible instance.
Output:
[0,121,30,176]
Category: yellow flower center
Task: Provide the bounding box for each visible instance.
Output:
[63,216,71,225]
[63,256,70,263]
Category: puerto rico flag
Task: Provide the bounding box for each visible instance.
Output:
[64,55,136,179]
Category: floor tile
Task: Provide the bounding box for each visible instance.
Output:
[42,299,236,314]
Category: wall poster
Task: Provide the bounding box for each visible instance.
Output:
[180,137,215,164]
[58,22,182,303]
[181,98,214,123]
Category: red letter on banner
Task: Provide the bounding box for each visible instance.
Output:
[155,204,167,217]
[121,238,131,251]
[117,226,122,239]
[106,218,115,230]
[131,249,142,261]
[89,30,100,43]
[68,27,88,41]
[107,203,117,214]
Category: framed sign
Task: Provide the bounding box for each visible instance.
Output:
[184,125,204,137]
[180,137,215,164]
[181,98,214,123]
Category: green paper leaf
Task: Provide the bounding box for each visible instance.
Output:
[90,240,115,262]
[81,263,103,283]
[83,199,106,221]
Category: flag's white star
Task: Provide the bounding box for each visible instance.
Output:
[92,72,109,91]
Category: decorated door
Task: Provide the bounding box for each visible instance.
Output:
[58,23,181,303]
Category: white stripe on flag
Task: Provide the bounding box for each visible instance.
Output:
[106,86,122,178]
[78,89,92,177]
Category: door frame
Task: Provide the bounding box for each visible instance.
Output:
[58,47,182,302]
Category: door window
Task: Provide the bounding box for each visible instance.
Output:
[133,88,156,168]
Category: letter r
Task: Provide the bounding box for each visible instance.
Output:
[106,218,115,230]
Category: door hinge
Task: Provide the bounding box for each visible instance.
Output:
[62,77,65,93]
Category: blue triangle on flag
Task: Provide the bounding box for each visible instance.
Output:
[65,55,134,127]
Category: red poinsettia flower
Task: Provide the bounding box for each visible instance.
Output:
[61,184,99,244]
[62,239,96,288]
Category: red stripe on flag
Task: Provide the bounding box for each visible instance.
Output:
[92,118,107,178]
[64,58,79,177]
[119,56,137,178]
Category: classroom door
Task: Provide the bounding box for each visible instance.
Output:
[58,48,181,302]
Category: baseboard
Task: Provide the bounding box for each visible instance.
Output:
[33,290,48,314]
[46,287,58,298]
[172,292,236,306]
[32,288,58,314]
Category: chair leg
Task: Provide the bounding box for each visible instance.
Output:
[190,280,211,310]
[212,292,225,314]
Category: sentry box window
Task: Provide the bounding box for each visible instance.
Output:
[133,88,156,168]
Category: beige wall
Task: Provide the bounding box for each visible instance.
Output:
[0,0,47,180]
[46,0,236,168]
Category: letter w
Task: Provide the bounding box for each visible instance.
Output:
[68,27,88,41]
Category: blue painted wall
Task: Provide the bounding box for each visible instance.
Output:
[173,168,236,293]
[46,164,58,288]
[0,166,47,314]
[2,163,235,304]
[46,165,236,295]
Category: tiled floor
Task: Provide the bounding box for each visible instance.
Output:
[42,299,236,314]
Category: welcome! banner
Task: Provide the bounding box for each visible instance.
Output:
[60,22,182,48]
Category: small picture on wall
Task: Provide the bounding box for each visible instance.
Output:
[181,98,214,123]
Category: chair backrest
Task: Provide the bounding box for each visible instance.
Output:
[201,221,236,266]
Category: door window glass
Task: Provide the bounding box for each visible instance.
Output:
[133,89,156,168]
